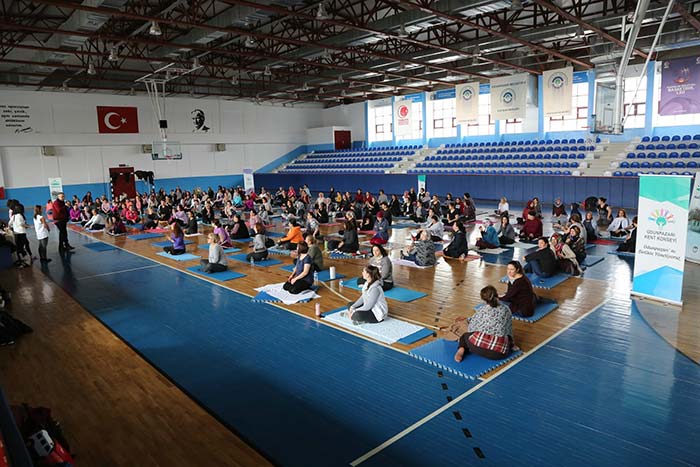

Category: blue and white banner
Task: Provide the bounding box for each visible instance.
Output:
[632,175,691,305]
[243,168,255,194]
[490,73,528,120]
[455,82,479,122]
[687,176,700,264]
[394,99,412,136]
[543,67,573,117]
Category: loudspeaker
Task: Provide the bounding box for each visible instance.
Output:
[41,146,56,156]
[159,119,168,129]
[215,143,226,152]
[141,144,153,154]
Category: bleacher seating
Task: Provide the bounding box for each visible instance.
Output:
[616,133,700,177]
[277,145,420,174]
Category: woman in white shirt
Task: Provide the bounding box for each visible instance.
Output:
[33,205,51,263]
[496,197,510,217]
[348,265,388,324]
[200,233,228,273]
[9,205,33,262]
[84,209,106,231]
[607,209,630,237]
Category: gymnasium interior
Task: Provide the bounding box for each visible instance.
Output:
[0,0,699,465]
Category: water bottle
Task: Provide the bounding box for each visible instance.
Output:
[250,257,254,266]
[339,279,344,289]
[313,271,319,284]
[324,240,328,251]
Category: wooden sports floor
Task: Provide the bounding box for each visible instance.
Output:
[1,209,698,466]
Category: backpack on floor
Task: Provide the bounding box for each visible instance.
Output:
[11,404,74,466]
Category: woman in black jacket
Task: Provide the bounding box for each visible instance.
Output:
[443,221,468,259]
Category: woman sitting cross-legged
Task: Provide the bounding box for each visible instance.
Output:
[83,208,106,231]
[185,210,198,235]
[443,221,468,259]
[328,218,359,253]
[522,236,558,278]
[454,285,515,362]
[369,210,389,245]
[141,207,159,231]
[347,265,388,324]
[277,219,304,250]
[212,218,233,248]
[357,244,394,291]
[163,222,186,255]
[499,261,537,318]
[475,219,499,249]
[228,213,251,240]
[106,214,127,236]
[246,222,269,262]
[617,216,638,253]
[282,241,314,294]
[401,229,437,267]
[496,216,517,245]
[607,209,629,237]
[200,233,228,273]
[550,233,582,276]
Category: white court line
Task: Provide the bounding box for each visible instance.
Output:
[350,298,609,466]
[75,264,161,281]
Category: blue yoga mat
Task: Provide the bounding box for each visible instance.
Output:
[252,290,312,303]
[152,240,194,248]
[397,328,435,345]
[342,277,428,302]
[156,252,201,262]
[128,223,142,230]
[128,232,164,240]
[197,244,241,253]
[267,232,285,238]
[268,247,293,256]
[329,251,370,259]
[185,266,245,282]
[475,299,558,323]
[409,339,522,380]
[607,250,635,257]
[500,273,570,290]
[279,265,345,281]
[391,223,420,229]
[582,255,605,268]
[585,243,596,250]
[83,242,118,252]
[228,253,282,267]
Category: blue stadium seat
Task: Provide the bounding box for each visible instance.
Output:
[667,143,677,150]
[641,136,650,142]
[661,135,670,141]
[681,151,691,158]
[688,161,699,168]
[678,143,687,149]
[682,135,692,141]
[652,161,662,168]
[672,135,681,141]
[620,161,630,168]
[663,161,674,168]
[646,152,656,159]
[631,161,641,168]
[627,152,636,159]
[675,161,686,168]
[669,152,679,158]
[624,171,634,176]
[656,152,666,158]
[613,171,623,176]
[651,136,660,142]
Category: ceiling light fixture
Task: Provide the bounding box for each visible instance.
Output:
[301,82,310,91]
[574,26,585,39]
[337,74,344,84]
[510,0,523,11]
[87,62,96,76]
[108,47,118,62]
[382,72,389,82]
[61,80,69,92]
[245,36,256,48]
[264,65,272,76]
[149,21,162,36]
[398,23,408,38]
[314,95,320,101]
[316,3,328,20]
[129,87,135,96]
[192,56,200,69]
[231,75,239,85]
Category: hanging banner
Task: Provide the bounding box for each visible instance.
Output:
[394,99,412,136]
[456,82,480,122]
[632,175,691,305]
[490,73,528,120]
[48,177,63,201]
[659,56,700,116]
[417,174,426,194]
[243,168,255,194]
[687,176,700,264]
[543,67,573,116]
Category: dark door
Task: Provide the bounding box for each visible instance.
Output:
[334,130,351,150]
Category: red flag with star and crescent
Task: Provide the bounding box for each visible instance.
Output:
[96,106,139,133]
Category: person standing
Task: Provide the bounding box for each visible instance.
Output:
[52,192,74,252]
[33,205,51,263]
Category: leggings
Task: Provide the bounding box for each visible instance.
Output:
[200,260,227,273]
[246,251,268,262]
[38,237,48,260]
[163,246,185,255]
[14,233,31,257]
[282,280,312,294]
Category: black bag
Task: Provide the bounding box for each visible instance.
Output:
[0,310,33,339]
[265,237,275,248]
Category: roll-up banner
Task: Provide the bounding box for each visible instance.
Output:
[243,168,255,194]
[490,73,528,120]
[659,56,700,116]
[543,67,573,117]
[455,82,480,122]
[687,176,700,264]
[632,175,691,305]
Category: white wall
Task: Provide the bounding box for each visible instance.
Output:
[321,102,365,143]
[0,89,322,188]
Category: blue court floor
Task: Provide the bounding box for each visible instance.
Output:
[35,231,699,466]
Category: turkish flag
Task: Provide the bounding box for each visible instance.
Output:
[96,106,139,133]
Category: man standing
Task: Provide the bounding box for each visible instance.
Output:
[52,192,74,252]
